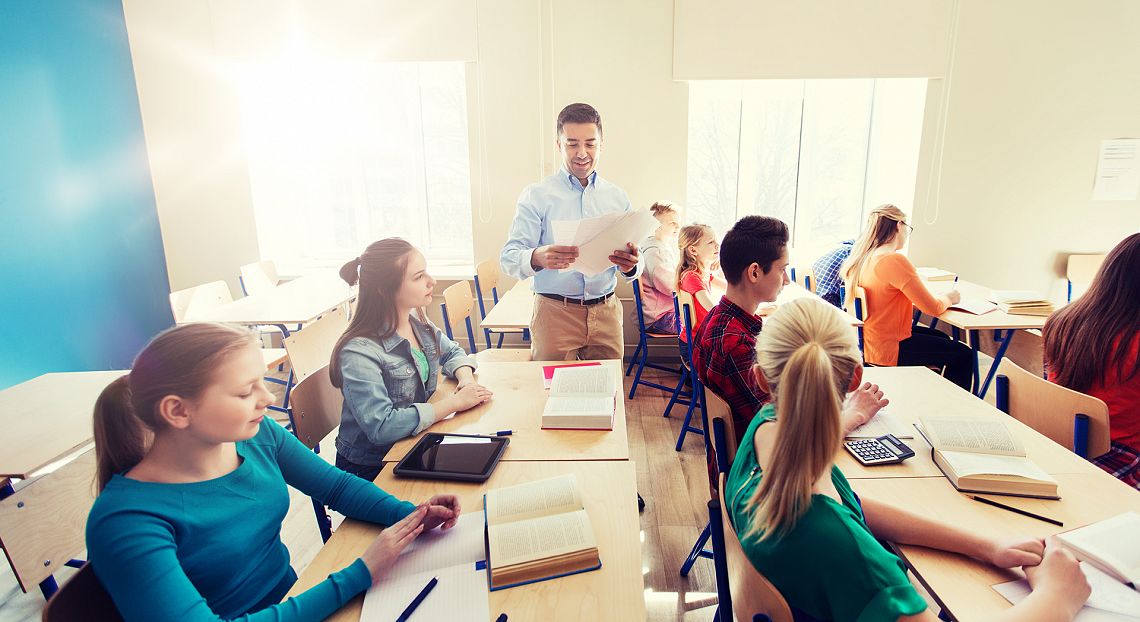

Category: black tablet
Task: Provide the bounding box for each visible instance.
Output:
[392,433,509,482]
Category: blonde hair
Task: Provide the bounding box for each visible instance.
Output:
[840,204,907,311]
[676,223,714,289]
[745,297,862,540]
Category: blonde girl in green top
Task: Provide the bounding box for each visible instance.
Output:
[726,297,1091,622]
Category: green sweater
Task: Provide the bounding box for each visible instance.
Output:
[86,418,416,621]
[725,404,927,622]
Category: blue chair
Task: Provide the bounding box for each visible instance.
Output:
[474,259,529,348]
[666,292,706,451]
[1066,253,1105,302]
[844,286,867,352]
[680,385,734,580]
[626,278,682,398]
[993,359,1110,460]
[440,281,480,354]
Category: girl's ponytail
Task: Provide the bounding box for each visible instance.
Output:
[93,375,148,491]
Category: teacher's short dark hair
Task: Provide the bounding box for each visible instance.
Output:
[557,103,603,138]
[720,216,789,285]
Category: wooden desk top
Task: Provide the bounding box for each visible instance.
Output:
[837,367,1104,479]
[182,273,354,326]
[929,279,1049,331]
[384,360,629,462]
[288,461,645,622]
[774,282,863,327]
[0,370,126,478]
[479,279,535,330]
[850,472,1140,621]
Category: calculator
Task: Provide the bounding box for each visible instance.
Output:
[844,435,915,465]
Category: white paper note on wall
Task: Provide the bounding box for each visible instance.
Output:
[1092,139,1140,201]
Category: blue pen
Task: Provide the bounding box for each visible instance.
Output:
[491,430,513,436]
[496,614,509,622]
[395,576,437,622]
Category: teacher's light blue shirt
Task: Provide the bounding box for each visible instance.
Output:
[500,166,641,298]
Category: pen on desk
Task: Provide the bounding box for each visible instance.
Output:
[490,430,513,436]
[968,495,1064,527]
[395,576,438,622]
[496,614,509,622]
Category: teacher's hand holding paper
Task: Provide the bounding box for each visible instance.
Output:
[609,242,639,273]
[531,244,580,271]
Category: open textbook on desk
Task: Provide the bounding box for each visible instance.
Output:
[915,417,1059,499]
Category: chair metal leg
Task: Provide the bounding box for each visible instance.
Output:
[663,367,690,418]
[312,497,333,542]
[675,394,706,451]
[38,575,59,600]
[679,522,714,576]
[977,328,1015,398]
[708,500,732,617]
[626,339,644,376]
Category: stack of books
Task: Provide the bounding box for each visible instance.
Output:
[987,290,1055,316]
[917,267,957,282]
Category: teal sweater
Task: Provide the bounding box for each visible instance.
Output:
[86,418,416,621]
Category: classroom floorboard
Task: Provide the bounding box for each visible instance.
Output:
[0,354,995,621]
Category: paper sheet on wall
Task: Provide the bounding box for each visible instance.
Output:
[551,209,659,277]
[992,562,1140,620]
[1092,139,1140,201]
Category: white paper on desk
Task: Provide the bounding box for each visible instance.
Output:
[385,510,487,576]
[360,563,489,622]
[948,298,997,315]
[846,410,913,439]
[1092,139,1140,201]
[552,209,659,277]
[993,562,1140,620]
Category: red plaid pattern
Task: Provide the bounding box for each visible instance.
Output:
[1092,442,1140,490]
[691,297,771,445]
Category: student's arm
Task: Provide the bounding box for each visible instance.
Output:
[432,323,477,381]
[339,347,437,442]
[269,419,416,523]
[695,289,717,313]
[88,511,372,622]
[500,187,543,280]
[644,247,676,295]
[883,254,951,317]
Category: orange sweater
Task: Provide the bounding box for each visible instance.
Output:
[860,252,949,366]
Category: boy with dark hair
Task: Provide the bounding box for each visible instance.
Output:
[692,216,885,443]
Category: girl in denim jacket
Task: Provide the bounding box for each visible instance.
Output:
[330,239,493,481]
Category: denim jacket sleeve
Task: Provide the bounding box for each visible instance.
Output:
[431,323,477,379]
[338,343,436,444]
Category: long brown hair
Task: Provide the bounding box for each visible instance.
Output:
[92,323,258,491]
[745,298,861,540]
[329,238,438,388]
[840,204,907,311]
[676,223,713,290]
[1044,233,1140,392]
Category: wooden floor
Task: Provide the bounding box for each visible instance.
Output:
[0,365,720,622]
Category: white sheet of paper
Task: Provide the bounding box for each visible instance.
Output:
[551,209,659,277]
[381,510,487,578]
[846,410,913,439]
[360,563,490,622]
[1092,138,1140,201]
[993,562,1140,620]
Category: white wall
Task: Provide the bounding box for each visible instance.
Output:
[124,0,1140,337]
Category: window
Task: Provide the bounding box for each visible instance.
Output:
[236,61,473,273]
[686,79,927,262]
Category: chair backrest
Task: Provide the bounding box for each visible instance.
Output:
[282,305,350,383]
[168,280,232,322]
[718,474,794,622]
[631,278,649,332]
[844,286,868,321]
[288,365,344,449]
[474,259,501,297]
[996,358,1111,459]
[801,267,816,293]
[705,387,738,469]
[42,563,122,622]
[441,281,477,351]
[0,450,97,592]
[1065,253,1106,301]
[239,260,280,296]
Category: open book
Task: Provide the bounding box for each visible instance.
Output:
[541,365,616,430]
[1056,512,1140,588]
[484,474,601,591]
[915,417,1059,499]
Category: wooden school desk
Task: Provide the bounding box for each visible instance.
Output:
[383,360,629,463]
[179,272,354,335]
[836,367,1105,480]
[850,471,1140,621]
[0,370,126,481]
[288,461,645,622]
[478,277,534,331]
[922,279,1048,398]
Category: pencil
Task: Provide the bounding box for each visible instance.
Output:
[968,495,1063,527]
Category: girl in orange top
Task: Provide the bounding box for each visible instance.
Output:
[1044,233,1140,489]
[841,205,973,389]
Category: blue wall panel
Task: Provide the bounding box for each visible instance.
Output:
[0,0,174,389]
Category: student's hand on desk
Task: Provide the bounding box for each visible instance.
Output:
[983,535,1044,568]
[361,506,426,582]
[421,494,462,530]
[451,383,493,411]
[841,382,888,432]
[1023,539,1089,616]
[531,245,579,271]
[609,243,639,273]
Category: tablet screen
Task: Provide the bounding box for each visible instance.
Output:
[399,434,507,476]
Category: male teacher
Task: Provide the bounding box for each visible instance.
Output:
[500,103,641,361]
